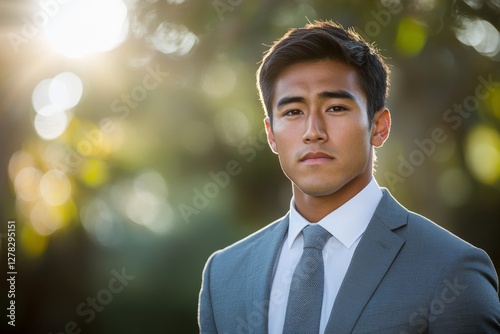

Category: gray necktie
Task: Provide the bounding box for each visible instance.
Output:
[283,224,332,334]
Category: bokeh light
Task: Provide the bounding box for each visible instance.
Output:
[465,125,500,184]
[8,150,35,182]
[34,108,70,140]
[147,22,197,56]
[395,17,428,56]
[202,63,237,98]
[455,17,500,58]
[77,159,109,188]
[49,72,83,109]
[30,200,64,236]
[31,72,83,140]
[214,108,251,146]
[14,167,42,202]
[81,198,123,247]
[20,226,48,258]
[111,171,174,234]
[31,79,52,112]
[43,0,129,58]
[39,169,72,206]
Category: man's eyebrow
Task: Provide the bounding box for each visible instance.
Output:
[318,90,355,100]
[275,96,305,109]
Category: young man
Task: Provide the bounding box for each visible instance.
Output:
[198,21,500,333]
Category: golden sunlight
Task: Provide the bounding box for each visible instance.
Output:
[43,0,129,58]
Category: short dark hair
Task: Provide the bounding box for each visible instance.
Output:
[257,20,390,125]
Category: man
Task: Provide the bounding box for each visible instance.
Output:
[198,20,500,333]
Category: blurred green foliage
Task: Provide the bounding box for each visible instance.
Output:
[1,0,499,333]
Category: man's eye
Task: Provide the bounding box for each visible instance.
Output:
[284,109,303,116]
[327,106,347,112]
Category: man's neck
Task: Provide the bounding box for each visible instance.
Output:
[292,176,372,223]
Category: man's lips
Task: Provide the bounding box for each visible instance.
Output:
[299,152,334,164]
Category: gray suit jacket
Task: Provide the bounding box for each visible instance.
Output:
[198,189,500,333]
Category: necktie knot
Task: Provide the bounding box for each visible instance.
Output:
[302,224,331,250]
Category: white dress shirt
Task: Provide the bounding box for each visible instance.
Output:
[268,178,383,334]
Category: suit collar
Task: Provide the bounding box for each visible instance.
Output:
[245,214,289,333]
[288,178,383,249]
[375,188,409,230]
[325,189,408,333]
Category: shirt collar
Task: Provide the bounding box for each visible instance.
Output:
[288,178,383,249]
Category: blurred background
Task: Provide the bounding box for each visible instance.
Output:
[0,0,499,333]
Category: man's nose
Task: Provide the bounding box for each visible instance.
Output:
[302,113,328,143]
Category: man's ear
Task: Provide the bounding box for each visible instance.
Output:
[264,117,278,154]
[370,108,391,148]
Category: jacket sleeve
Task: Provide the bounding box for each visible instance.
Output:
[429,246,500,333]
[198,253,218,334]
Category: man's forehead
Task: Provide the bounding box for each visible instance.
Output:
[272,61,366,107]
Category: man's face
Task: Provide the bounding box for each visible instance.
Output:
[265,60,389,199]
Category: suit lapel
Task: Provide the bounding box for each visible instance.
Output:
[325,189,408,333]
[245,215,289,333]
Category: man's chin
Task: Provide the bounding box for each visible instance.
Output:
[294,183,342,198]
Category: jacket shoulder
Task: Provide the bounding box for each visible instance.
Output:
[379,189,482,254]
[404,209,481,254]
[207,215,287,265]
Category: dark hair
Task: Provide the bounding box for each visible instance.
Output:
[257,20,390,125]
